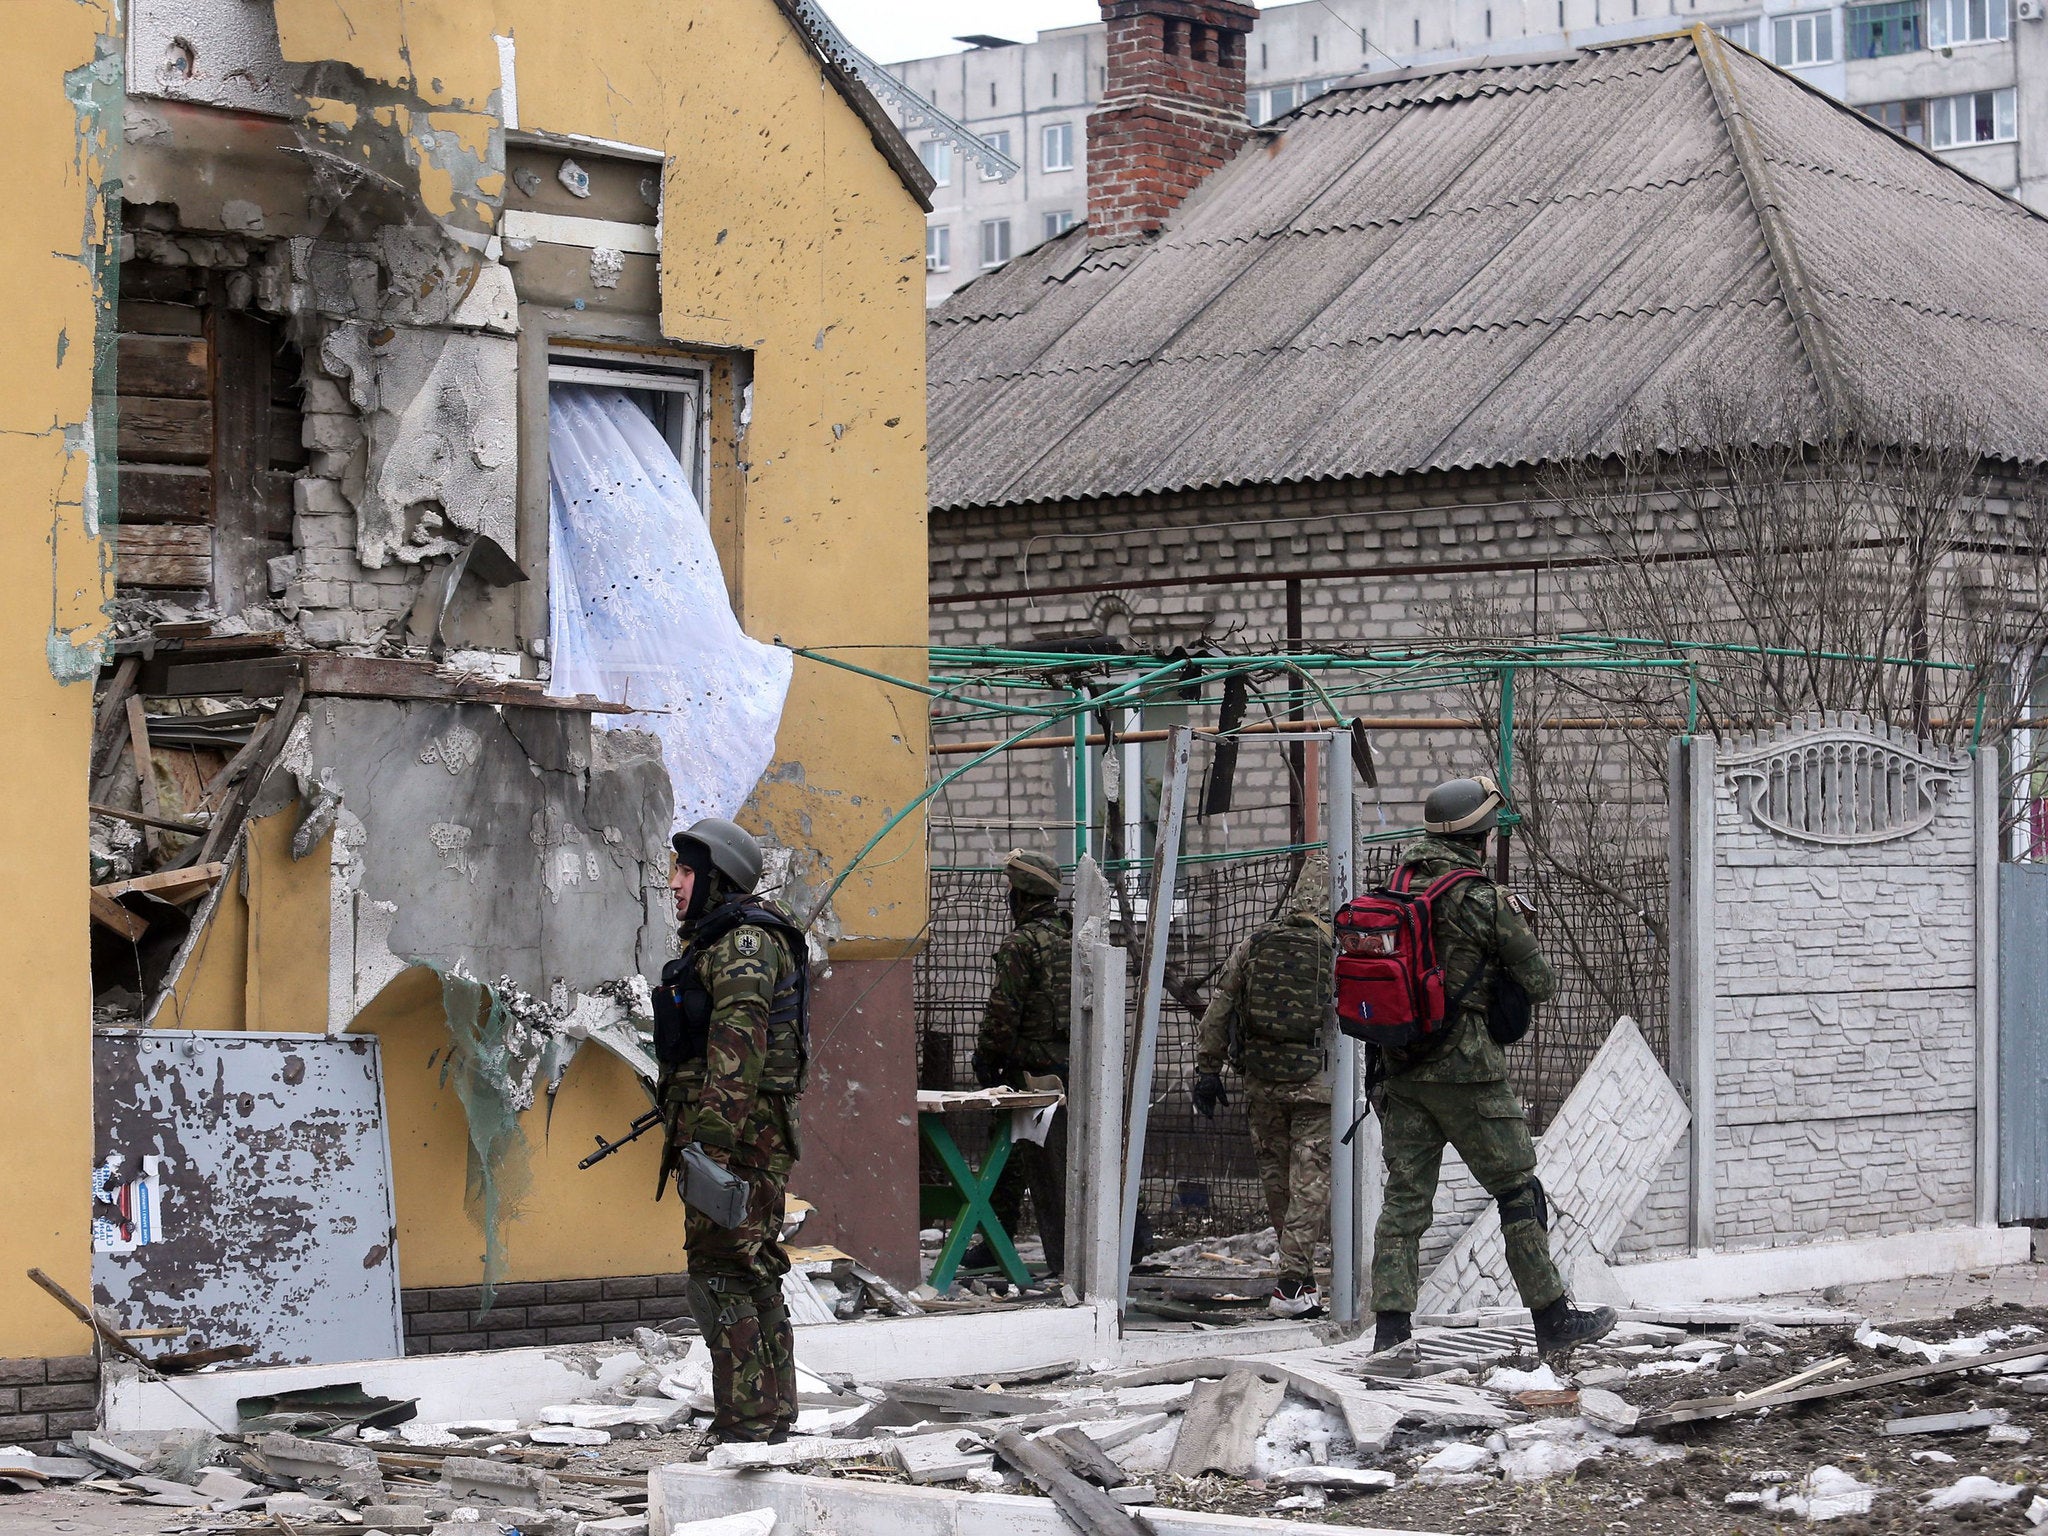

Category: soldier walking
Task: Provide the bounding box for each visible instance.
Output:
[967,849,1071,1277]
[1192,853,1335,1317]
[659,818,811,1444]
[1367,777,1615,1358]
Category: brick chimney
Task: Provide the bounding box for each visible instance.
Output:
[1087,0,1258,241]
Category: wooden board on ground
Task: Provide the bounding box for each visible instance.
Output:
[1640,1342,2048,1429]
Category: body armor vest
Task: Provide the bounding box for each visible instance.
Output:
[654,899,810,1096]
[1231,917,1332,1084]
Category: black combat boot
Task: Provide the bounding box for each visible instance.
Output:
[1532,1295,1617,1358]
[1372,1310,1412,1352]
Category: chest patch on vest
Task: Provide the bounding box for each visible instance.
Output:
[734,931,762,957]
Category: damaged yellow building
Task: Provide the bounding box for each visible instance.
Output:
[1,0,933,1397]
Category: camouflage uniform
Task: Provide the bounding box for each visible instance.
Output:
[664,896,806,1441]
[1196,857,1333,1287]
[1369,833,1561,1316]
[973,863,1072,1274]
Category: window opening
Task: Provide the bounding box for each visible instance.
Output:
[1043,209,1076,239]
[1043,121,1075,171]
[1774,9,1836,63]
[1861,97,1928,143]
[547,352,708,510]
[926,224,952,272]
[1929,0,2010,45]
[980,218,1012,268]
[919,139,953,187]
[981,130,1011,180]
[1930,85,2016,145]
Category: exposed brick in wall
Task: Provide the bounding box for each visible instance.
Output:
[0,1356,101,1455]
[402,1275,695,1354]
[1088,0,1257,238]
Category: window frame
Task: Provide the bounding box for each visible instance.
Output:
[1774,9,1836,66]
[1043,209,1075,240]
[1861,97,1929,143]
[1929,0,2010,46]
[1929,85,2017,146]
[925,224,952,273]
[546,351,712,514]
[918,139,953,188]
[979,217,1012,269]
[1846,0,1925,57]
[1042,121,1075,172]
[1714,16,1764,51]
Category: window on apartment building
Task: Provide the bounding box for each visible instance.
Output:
[1714,16,1764,50]
[1929,0,2010,44]
[926,225,952,273]
[1774,10,1835,64]
[1861,97,1929,142]
[919,140,953,187]
[1847,1,1925,56]
[1044,209,1076,239]
[1043,121,1075,171]
[981,131,1011,181]
[980,218,1012,268]
[1930,85,2016,145]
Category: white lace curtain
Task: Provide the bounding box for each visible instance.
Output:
[546,384,791,827]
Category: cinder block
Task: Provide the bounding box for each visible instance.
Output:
[42,1357,96,1385]
[0,1360,45,1387]
[545,1279,604,1304]
[22,1383,96,1413]
[601,1276,658,1300]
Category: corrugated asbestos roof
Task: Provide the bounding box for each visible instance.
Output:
[928,30,2048,511]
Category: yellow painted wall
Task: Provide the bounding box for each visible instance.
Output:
[0,1,118,1359]
[248,1,932,1289]
[270,0,933,952]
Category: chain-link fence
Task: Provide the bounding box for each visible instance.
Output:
[914,838,1668,1243]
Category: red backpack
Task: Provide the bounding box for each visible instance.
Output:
[1334,867,1487,1048]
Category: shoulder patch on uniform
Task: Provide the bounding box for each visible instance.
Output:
[734,930,762,957]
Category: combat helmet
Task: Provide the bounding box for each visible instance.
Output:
[672,817,764,893]
[1003,848,1062,898]
[1422,776,1504,836]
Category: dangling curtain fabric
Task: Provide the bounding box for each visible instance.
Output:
[546,384,791,826]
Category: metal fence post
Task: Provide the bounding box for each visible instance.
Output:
[1324,729,1360,1323]
[1119,725,1192,1312]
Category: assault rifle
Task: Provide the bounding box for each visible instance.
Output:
[578,1107,663,1169]
[577,1106,748,1228]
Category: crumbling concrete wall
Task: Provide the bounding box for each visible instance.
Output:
[307,699,671,1011]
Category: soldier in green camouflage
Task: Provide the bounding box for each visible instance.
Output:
[660,817,810,1443]
[1192,852,1334,1317]
[968,848,1071,1277]
[1369,778,1616,1359]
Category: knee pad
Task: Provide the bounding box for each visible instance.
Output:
[1496,1177,1549,1231]
[687,1274,755,1334]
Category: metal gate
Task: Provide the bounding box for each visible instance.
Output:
[2000,863,2048,1222]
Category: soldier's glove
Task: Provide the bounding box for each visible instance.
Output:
[971,1047,1004,1089]
[1192,1070,1227,1118]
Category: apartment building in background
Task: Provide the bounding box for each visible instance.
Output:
[893,0,2048,304]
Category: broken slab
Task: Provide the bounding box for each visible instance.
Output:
[650,1464,1455,1536]
[1420,1018,1689,1313]
[1166,1371,1287,1479]
[1578,1388,1640,1435]
[1884,1409,2010,1436]
[1274,1467,1397,1491]
[894,1431,997,1485]
[705,1435,895,1471]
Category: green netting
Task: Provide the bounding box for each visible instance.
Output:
[435,969,538,1309]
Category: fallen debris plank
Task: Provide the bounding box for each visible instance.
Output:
[26,1268,151,1364]
[1167,1369,1287,1479]
[1735,1356,1849,1402]
[849,1263,925,1317]
[651,1464,1453,1536]
[1048,1425,1130,1489]
[94,862,225,905]
[887,1383,1060,1417]
[298,653,631,715]
[1618,1305,1862,1329]
[1884,1409,2010,1437]
[992,1428,1146,1536]
[90,889,149,941]
[124,695,164,859]
[1071,1413,1170,1453]
[1275,1467,1398,1491]
[88,801,209,835]
[1641,1341,2048,1429]
[706,1435,895,1471]
[91,656,143,784]
[1090,1358,1236,1390]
